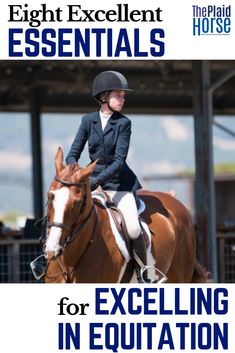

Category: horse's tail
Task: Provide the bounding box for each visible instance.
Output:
[191,259,210,283]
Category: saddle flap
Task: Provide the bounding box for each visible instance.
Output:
[108,205,131,253]
[93,192,150,255]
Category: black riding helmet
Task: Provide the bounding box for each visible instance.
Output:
[92,70,133,104]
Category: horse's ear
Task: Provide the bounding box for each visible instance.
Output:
[79,159,98,180]
[55,147,65,174]
[86,159,98,175]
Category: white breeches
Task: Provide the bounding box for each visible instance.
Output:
[105,191,141,239]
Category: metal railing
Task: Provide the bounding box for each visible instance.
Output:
[0,238,43,283]
[217,232,235,283]
[0,234,235,283]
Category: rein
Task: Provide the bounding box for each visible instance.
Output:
[43,176,96,281]
[45,213,98,282]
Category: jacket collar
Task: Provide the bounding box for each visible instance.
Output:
[92,111,118,138]
[91,110,119,122]
[103,113,117,135]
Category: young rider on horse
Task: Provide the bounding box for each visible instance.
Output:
[66,70,150,283]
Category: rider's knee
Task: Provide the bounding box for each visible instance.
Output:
[127,222,141,239]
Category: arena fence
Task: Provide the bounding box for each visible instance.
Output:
[217,232,235,283]
[0,234,235,283]
[0,238,43,283]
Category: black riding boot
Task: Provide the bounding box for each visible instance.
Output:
[131,234,151,283]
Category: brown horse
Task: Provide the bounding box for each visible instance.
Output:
[43,147,207,283]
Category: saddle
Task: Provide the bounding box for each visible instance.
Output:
[93,192,150,247]
[92,191,151,282]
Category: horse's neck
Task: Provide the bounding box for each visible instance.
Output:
[72,205,125,282]
[62,200,97,267]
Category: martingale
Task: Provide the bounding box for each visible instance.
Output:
[8,27,165,58]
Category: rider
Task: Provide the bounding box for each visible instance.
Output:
[66,70,150,283]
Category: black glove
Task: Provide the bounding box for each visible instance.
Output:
[90,177,101,191]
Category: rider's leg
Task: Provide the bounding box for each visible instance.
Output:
[131,234,150,283]
[107,191,150,283]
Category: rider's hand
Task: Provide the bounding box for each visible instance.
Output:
[90,177,101,191]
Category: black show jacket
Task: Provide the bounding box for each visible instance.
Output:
[66,111,142,192]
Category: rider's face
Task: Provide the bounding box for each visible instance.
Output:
[108,90,126,112]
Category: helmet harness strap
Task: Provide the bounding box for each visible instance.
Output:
[101,91,118,113]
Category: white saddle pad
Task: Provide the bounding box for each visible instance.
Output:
[92,191,151,263]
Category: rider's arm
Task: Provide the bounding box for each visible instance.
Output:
[66,116,88,164]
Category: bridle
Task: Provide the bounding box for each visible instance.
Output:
[47,176,88,238]
[43,176,97,281]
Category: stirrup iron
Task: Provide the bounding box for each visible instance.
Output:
[140,265,168,283]
[30,254,46,280]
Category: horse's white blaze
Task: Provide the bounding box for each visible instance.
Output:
[45,187,70,255]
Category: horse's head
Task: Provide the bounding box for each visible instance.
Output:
[45,147,97,259]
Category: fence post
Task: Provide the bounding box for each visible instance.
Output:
[11,243,21,282]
